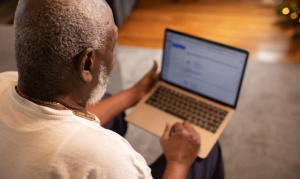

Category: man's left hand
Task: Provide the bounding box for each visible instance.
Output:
[132,60,160,102]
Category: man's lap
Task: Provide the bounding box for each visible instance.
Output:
[101,93,128,136]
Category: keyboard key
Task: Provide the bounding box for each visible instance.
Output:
[211,128,217,133]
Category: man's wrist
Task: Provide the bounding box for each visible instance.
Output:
[162,161,190,179]
[128,86,143,105]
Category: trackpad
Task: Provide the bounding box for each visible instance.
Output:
[146,112,183,137]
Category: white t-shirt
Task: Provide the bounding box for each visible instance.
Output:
[0,72,153,179]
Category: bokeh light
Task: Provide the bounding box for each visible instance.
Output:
[282,7,290,15]
[291,3,298,11]
[290,12,297,19]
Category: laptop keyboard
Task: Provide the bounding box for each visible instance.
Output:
[145,85,228,133]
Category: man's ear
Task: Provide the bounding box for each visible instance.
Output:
[78,48,94,83]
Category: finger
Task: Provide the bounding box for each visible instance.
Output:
[146,60,158,77]
[183,121,196,132]
[183,121,201,142]
[162,123,172,140]
[194,131,201,148]
[196,132,201,143]
[172,123,184,133]
[154,72,161,82]
[183,121,198,136]
[183,121,193,130]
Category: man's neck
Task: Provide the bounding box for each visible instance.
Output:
[17,81,89,114]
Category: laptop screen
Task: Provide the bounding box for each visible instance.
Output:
[161,29,248,108]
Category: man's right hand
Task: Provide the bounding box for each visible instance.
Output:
[160,121,201,179]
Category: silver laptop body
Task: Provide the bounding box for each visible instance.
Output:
[126,29,249,158]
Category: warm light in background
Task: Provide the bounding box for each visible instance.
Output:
[291,12,297,19]
[291,3,298,11]
[282,7,290,15]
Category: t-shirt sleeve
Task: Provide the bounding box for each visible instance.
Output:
[50,125,153,179]
[0,72,18,87]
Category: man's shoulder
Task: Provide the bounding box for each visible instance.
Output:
[0,72,18,102]
[0,71,18,83]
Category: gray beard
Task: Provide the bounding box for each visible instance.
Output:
[86,65,110,106]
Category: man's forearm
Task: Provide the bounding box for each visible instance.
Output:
[87,86,140,126]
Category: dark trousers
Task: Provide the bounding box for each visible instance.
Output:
[102,93,224,179]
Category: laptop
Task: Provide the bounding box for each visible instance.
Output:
[126,29,249,159]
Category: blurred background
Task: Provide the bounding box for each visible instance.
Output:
[116,0,300,63]
[0,0,299,178]
[1,0,300,63]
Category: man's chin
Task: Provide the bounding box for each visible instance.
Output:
[86,86,108,106]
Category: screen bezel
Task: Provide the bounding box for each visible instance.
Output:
[160,28,249,109]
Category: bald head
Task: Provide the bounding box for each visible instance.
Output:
[14,0,116,100]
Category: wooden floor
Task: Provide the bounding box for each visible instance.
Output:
[118,0,300,63]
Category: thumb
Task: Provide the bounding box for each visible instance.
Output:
[162,123,172,140]
[154,72,161,82]
[147,60,158,76]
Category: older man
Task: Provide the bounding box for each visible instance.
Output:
[0,0,224,178]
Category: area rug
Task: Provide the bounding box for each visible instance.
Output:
[115,45,300,179]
